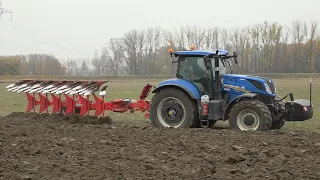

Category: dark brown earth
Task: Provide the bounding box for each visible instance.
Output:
[1,112,320,180]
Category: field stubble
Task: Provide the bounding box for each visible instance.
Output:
[0,77,319,132]
[0,77,320,179]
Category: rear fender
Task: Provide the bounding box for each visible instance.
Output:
[152,78,201,100]
[222,93,258,121]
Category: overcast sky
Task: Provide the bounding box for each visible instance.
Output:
[0,0,319,60]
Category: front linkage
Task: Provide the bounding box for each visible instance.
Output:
[278,93,313,122]
[6,80,153,118]
[271,78,313,124]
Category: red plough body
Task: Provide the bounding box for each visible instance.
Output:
[25,83,152,118]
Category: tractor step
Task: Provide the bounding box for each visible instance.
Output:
[201,120,209,128]
[200,120,216,128]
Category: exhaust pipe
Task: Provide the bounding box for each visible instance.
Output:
[214,50,222,100]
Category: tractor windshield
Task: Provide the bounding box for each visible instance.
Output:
[176,56,226,95]
[177,56,226,79]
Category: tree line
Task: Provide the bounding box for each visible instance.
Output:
[0,54,65,76]
[1,20,320,76]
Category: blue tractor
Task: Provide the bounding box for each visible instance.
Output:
[149,48,313,131]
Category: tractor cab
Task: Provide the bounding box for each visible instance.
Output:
[169,47,237,99]
[174,51,226,96]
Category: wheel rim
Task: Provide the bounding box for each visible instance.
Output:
[157,97,186,128]
[236,109,260,131]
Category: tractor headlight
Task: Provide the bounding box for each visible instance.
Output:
[264,83,272,94]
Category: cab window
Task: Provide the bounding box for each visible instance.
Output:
[177,56,208,81]
[176,56,210,95]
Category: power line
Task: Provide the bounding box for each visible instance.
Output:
[5,21,66,50]
[10,20,93,55]
[0,19,10,24]
[0,21,94,56]
[0,35,95,57]
[0,1,93,57]
[5,21,36,38]
[0,35,50,53]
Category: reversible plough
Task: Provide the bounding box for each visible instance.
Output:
[6,80,153,118]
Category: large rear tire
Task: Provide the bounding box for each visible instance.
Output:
[229,100,272,131]
[150,88,198,128]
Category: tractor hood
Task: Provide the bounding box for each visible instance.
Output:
[221,74,276,97]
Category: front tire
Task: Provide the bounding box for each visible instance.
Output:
[270,96,287,130]
[270,116,286,130]
[150,88,198,128]
[229,100,272,131]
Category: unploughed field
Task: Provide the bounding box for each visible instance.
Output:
[0,77,320,179]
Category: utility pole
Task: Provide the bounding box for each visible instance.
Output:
[0,1,12,21]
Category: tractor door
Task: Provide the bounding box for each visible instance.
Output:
[176,56,211,96]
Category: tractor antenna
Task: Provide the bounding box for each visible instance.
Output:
[310,77,312,107]
[0,1,13,21]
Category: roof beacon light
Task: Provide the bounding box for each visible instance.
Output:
[190,45,195,51]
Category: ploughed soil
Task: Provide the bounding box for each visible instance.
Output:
[0,113,320,180]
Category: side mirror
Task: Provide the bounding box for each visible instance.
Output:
[233,52,238,64]
[204,56,211,70]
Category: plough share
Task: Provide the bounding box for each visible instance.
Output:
[6,80,153,118]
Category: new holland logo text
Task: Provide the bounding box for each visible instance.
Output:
[223,84,249,93]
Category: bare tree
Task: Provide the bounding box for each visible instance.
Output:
[291,20,306,72]
[268,22,282,72]
[122,29,146,75]
[109,38,124,75]
[238,29,249,72]
[172,27,185,50]
[144,27,163,75]
[204,28,214,49]
[91,50,105,75]
[66,60,77,76]
[80,61,89,76]
[183,26,206,49]
[220,28,229,50]
[279,26,290,72]
[248,24,262,73]
[307,22,318,72]
[99,21,320,75]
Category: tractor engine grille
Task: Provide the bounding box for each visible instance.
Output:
[248,79,275,94]
[267,80,276,94]
[248,80,264,92]
[258,77,276,94]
